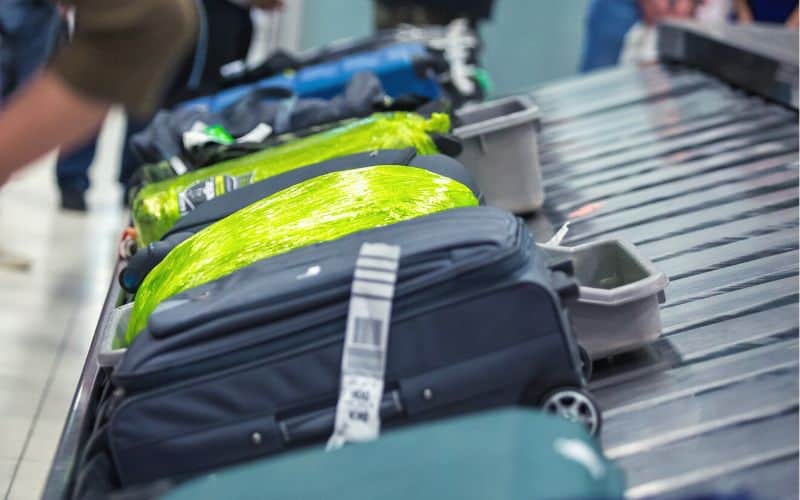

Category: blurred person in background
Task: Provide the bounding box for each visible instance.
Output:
[580,0,701,72]
[0,0,62,271]
[0,0,282,210]
[55,0,272,211]
[581,0,798,73]
[0,0,196,193]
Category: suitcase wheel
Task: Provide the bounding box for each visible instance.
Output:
[540,387,602,437]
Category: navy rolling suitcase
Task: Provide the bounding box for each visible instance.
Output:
[106,207,596,486]
[120,149,479,292]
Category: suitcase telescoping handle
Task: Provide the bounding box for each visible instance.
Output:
[278,390,404,446]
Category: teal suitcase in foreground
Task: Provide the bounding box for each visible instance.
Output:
[163,409,624,500]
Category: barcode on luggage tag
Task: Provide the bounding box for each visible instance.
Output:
[353,317,382,347]
[343,299,391,374]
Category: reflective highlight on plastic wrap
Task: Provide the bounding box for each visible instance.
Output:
[125,165,478,344]
[131,112,451,245]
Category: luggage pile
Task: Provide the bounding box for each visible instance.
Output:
[65,28,676,500]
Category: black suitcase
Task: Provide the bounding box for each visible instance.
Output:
[120,149,479,292]
[107,207,596,486]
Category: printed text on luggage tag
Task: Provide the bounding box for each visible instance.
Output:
[327,243,401,451]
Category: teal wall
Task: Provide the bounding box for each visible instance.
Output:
[299,0,374,50]
[299,0,591,95]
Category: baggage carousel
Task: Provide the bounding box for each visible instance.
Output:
[527,21,798,498]
[43,21,799,499]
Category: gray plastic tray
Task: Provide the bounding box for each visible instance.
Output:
[540,239,668,359]
[97,302,132,367]
[453,95,544,213]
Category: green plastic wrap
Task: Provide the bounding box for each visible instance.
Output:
[124,165,478,345]
[132,112,450,245]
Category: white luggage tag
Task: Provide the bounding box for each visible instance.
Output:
[327,243,401,451]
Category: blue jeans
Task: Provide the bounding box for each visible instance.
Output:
[0,0,60,97]
[747,0,798,23]
[56,119,147,193]
[579,0,640,73]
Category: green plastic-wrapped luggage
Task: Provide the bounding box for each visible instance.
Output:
[163,409,625,500]
[124,165,478,344]
[131,112,451,245]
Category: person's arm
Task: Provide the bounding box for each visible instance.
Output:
[0,0,197,187]
[0,70,108,185]
[734,0,754,22]
[786,7,798,27]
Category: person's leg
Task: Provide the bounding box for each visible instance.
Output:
[118,117,149,205]
[579,0,641,73]
[57,115,145,210]
[55,137,97,211]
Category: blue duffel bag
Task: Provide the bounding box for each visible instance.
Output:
[181,42,443,113]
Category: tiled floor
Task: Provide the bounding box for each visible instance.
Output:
[0,111,126,500]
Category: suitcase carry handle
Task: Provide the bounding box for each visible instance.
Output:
[278,341,551,446]
[279,390,404,445]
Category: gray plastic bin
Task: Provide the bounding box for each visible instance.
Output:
[539,239,668,359]
[97,303,132,367]
[453,96,544,213]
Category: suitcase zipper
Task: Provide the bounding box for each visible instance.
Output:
[119,217,530,392]
[154,211,518,338]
